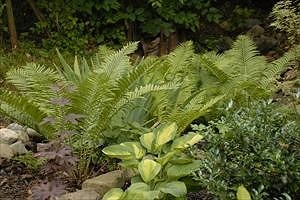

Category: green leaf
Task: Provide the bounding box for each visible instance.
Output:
[102,188,124,200]
[102,144,134,160]
[138,159,161,183]
[157,181,187,197]
[156,151,176,166]
[127,182,150,191]
[155,122,177,148]
[121,142,145,159]
[120,159,140,168]
[167,160,201,179]
[140,132,155,151]
[171,133,203,150]
[237,185,251,200]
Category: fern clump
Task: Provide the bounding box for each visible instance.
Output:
[196,35,300,105]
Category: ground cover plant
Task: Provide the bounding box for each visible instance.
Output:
[192,101,300,199]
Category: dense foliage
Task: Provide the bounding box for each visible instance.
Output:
[193,101,300,199]
[30,0,221,52]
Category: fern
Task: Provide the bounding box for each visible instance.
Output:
[0,90,53,138]
[197,35,300,104]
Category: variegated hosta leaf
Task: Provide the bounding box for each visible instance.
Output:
[102,142,145,160]
[171,132,203,150]
[167,160,201,179]
[156,151,176,166]
[156,181,187,197]
[155,122,177,149]
[140,132,155,151]
[121,142,145,159]
[138,159,161,183]
[102,144,134,160]
[237,185,251,200]
[127,182,150,191]
[124,182,160,200]
[102,188,124,200]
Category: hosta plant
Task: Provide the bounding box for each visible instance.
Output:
[102,122,203,200]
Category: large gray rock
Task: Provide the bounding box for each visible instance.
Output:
[0,128,19,144]
[82,170,126,197]
[57,189,100,200]
[0,143,14,159]
[10,141,28,155]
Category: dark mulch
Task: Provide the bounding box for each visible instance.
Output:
[0,159,78,200]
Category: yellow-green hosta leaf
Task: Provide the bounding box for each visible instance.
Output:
[237,185,251,200]
[156,151,176,166]
[120,159,140,168]
[155,122,177,148]
[167,160,201,179]
[138,159,161,183]
[140,132,155,151]
[169,153,193,164]
[102,142,145,160]
[102,188,124,200]
[127,182,150,191]
[171,133,203,150]
[121,142,145,159]
[102,144,134,160]
[156,181,187,197]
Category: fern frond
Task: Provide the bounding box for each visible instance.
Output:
[6,63,61,114]
[227,35,266,78]
[199,53,230,82]
[263,44,300,83]
[94,42,139,80]
[55,49,91,84]
[0,90,53,138]
[166,41,194,71]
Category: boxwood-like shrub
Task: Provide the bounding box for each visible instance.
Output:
[193,101,300,200]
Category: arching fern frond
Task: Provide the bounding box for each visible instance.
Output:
[6,63,62,114]
[94,42,139,81]
[0,90,53,138]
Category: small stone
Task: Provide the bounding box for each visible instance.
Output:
[10,141,28,155]
[0,128,19,144]
[57,189,100,200]
[0,143,14,159]
[82,170,126,197]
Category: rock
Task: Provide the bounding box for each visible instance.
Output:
[0,143,14,159]
[10,141,28,155]
[26,128,41,138]
[82,170,126,197]
[0,128,19,144]
[254,35,278,53]
[16,130,30,143]
[57,189,100,200]
[7,123,24,131]
[247,25,265,38]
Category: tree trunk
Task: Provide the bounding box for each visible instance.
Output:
[6,0,17,49]
[26,0,45,22]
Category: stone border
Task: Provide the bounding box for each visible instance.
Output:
[57,170,131,200]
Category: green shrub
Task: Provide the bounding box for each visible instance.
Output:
[193,101,300,199]
[102,122,203,200]
[270,0,300,45]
